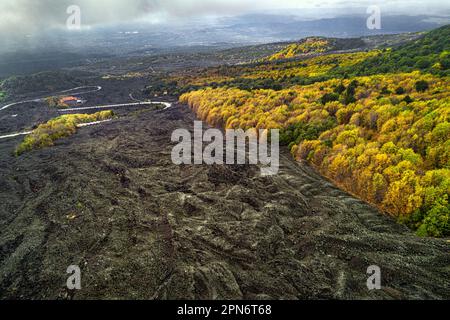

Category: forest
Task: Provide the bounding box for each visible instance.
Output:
[179,25,450,237]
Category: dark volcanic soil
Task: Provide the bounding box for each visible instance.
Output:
[0,103,449,300]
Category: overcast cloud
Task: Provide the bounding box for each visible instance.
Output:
[0,0,448,38]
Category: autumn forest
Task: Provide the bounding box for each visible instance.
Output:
[179,25,450,237]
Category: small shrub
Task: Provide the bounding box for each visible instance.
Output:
[415,80,429,92]
[416,203,450,237]
[403,95,414,104]
[320,92,339,105]
[395,87,406,95]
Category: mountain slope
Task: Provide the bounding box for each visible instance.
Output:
[1,104,449,299]
[179,25,450,237]
[336,25,450,77]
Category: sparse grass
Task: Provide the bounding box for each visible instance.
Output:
[0,91,6,102]
[15,110,114,155]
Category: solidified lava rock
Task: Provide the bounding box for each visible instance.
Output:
[0,104,449,300]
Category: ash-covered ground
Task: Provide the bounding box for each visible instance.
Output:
[0,100,449,299]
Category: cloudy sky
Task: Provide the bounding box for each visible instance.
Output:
[0,0,448,40]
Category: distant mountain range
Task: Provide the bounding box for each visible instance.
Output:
[0,12,448,78]
[220,13,447,39]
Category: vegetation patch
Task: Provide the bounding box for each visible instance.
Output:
[15,111,114,155]
[268,38,332,61]
[45,96,69,109]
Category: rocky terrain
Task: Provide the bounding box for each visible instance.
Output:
[0,101,448,299]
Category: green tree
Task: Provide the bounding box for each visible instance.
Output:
[415,80,429,92]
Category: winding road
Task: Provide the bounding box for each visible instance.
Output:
[58,101,172,112]
[0,86,102,112]
[0,85,172,140]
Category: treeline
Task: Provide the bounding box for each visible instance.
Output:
[181,72,450,237]
[150,51,377,96]
[333,25,450,77]
[160,26,450,97]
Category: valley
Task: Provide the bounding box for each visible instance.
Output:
[0,26,449,300]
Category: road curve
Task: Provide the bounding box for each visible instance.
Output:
[0,131,33,140]
[58,101,172,112]
[0,101,172,140]
[0,99,40,112]
[0,120,112,141]
[57,86,102,95]
[0,86,102,112]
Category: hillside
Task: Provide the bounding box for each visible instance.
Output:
[0,71,88,97]
[0,26,449,301]
[265,37,370,61]
[179,25,450,237]
[263,32,426,63]
[267,38,336,60]
[1,102,449,299]
[336,25,450,77]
